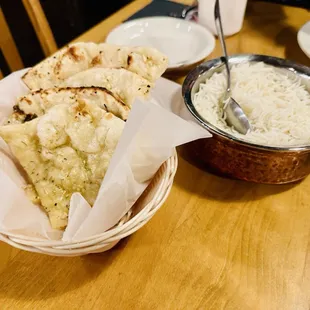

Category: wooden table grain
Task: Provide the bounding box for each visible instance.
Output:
[1,1,310,309]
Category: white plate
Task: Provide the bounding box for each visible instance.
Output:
[106,16,215,71]
[297,21,310,59]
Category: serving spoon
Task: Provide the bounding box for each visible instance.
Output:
[214,0,251,134]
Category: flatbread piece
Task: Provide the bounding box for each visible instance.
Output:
[6,86,129,125]
[0,100,125,229]
[61,68,152,107]
[22,42,168,90]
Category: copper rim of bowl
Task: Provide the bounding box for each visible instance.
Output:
[182,54,310,152]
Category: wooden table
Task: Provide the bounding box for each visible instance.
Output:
[1,1,310,309]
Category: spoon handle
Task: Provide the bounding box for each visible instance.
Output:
[214,0,231,95]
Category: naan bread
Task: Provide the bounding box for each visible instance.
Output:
[0,100,125,229]
[61,68,152,107]
[22,42,168,89]
[6,86,129,125]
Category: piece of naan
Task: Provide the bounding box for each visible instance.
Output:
[22,42,168,89]
[6,86,129,125]
[0,100,125,229]
[61,68,152,107]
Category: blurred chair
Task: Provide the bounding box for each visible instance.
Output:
[21,0,58,56]
[0,0,57,78]
[0,7,24,73]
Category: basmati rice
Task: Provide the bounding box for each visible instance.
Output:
[193,62,310,147]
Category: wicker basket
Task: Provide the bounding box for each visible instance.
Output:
[0,153,178,256]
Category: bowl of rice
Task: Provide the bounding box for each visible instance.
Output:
[182,54,310,184]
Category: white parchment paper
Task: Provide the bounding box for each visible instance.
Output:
[0,70,211,242]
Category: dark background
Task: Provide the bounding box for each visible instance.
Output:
[0,0,133,73]
[0,0,309,75]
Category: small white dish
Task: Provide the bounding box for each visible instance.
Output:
[106,16,215,71]
[297,21,310,59]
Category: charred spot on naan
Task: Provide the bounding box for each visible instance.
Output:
[6,104,38,125]
[13,104,25,115]
[127,54,133,66]
[22,97,33,105]
[24,113,38,122]
[54,61,62,76]
[65,46,85,62]
[91,55,102,66]
[74,100,90,117]
[54,46,86,76]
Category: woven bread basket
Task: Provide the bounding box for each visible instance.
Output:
[0,152,178,257]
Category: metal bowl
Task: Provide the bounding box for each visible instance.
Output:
[182,54,310,184]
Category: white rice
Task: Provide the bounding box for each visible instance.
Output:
[193,62,310,147]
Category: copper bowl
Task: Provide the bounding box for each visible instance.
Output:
[182,54,310,184]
